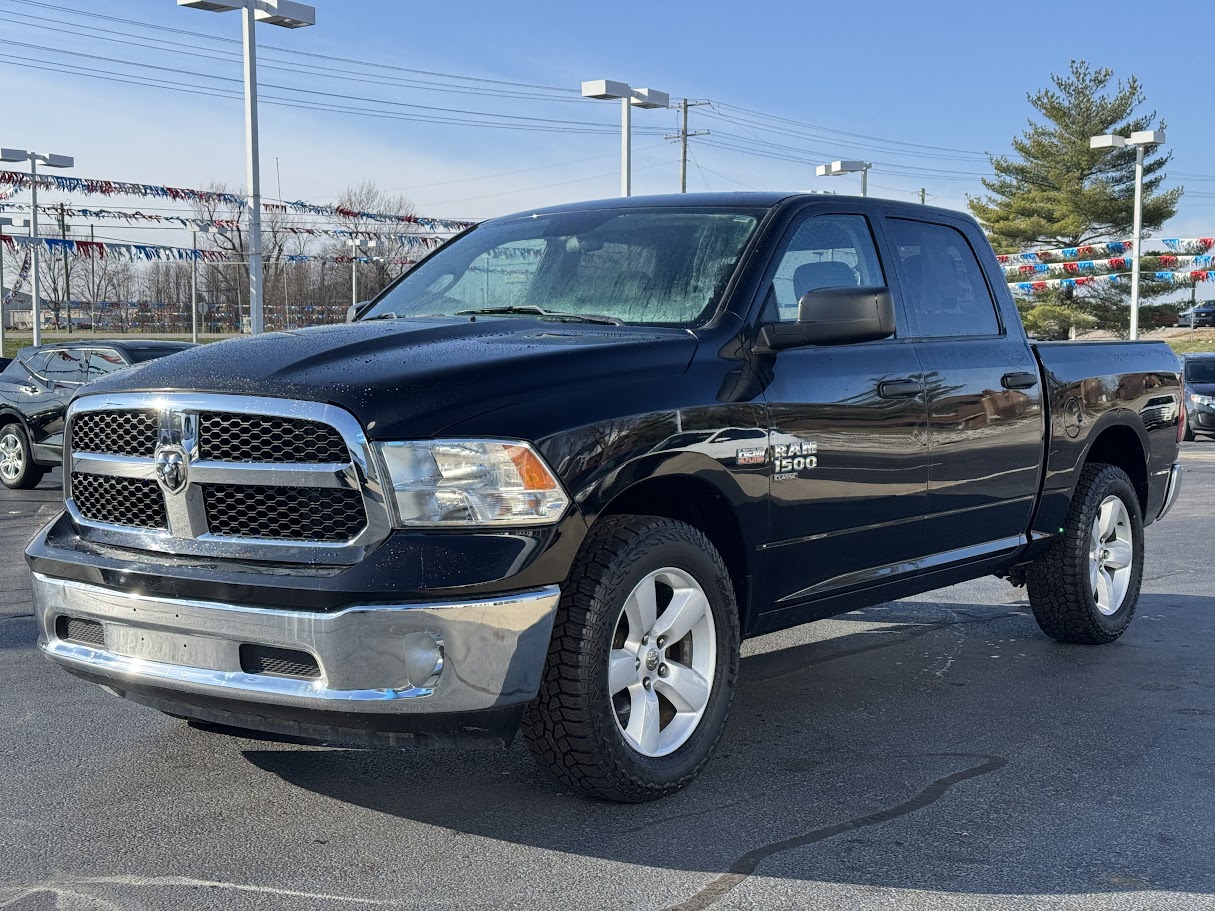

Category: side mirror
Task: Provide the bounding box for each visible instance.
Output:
[346,300,371,323]
[756,286,895,352]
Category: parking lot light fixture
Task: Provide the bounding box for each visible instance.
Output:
[581,80,670,197]
[816,160,872,197]
[177,0,316,335]
[1090,130,1166,340]
[0,148,75,345]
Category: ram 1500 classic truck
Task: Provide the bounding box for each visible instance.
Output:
[27,193,1184,802]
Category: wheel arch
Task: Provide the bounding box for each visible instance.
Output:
[1080,415,1149,515]
[583,455,761,637]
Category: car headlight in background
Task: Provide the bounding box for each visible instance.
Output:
[1190,393,1215,407]
[375,440,570,527]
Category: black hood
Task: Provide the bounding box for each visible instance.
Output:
[79,319,698,438]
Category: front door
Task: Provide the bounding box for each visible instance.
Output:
[758,210,930,611]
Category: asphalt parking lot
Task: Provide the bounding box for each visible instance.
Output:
[1,448,1213,911]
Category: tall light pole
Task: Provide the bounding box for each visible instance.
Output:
[581,80,669,197]
[0,148,74,346]
[0,216,29,355]
[816,160,872,196]
[1090,130,1165,340]
[178,0,315,335]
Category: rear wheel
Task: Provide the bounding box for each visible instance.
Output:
[0,423,45,490]
[1026,463,1144,644]
[522,515,739,802]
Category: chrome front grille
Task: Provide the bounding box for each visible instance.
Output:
[65,393,390,564]
[202,484,367,541]
[70,473,168,530]
[71,410,159,457]
[197,412,348,463]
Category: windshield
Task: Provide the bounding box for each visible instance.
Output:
[362,207,762,326]
[1186,359,1215,384]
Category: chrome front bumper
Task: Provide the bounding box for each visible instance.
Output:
[33,573,560,735]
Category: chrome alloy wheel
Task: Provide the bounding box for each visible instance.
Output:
[608,567,717,758]
[0,431,24,482]
[1090,495,1134,616]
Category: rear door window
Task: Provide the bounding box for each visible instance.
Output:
[886,218,1001,338]
[35,348,85,385]
[82,348,128,380]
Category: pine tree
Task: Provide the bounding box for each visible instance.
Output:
[969,61,1182,337]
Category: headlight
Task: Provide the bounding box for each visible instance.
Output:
[1192,393,1215,406]
[375,440,570,527]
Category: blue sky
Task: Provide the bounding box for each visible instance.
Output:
[3,0,1212,238]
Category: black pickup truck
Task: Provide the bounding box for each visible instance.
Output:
[27,193,1183,802]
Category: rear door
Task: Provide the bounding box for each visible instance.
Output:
[880,213,1045,560]
[758,206,930,609]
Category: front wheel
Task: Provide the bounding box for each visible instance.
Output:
[1182,419,1196,442]
[1026,463,1144,644]
[522,515,739,802]
[0,423,46,490]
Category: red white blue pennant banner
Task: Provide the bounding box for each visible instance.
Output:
[1003,254,1215,278]
[1011,270,1215,293]
[0,233,417,265]
[0,171,475,232]
[0,203,451,247]
[2,250,32,305]
[1160,238,1215,255]
[996,240,1134,265]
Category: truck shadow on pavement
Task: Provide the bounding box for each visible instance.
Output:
[242,593,1215,902]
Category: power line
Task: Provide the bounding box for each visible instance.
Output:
[0,11,589,104]
[0,57,660,136]
[1,0,579,94]
[0,41,645,132]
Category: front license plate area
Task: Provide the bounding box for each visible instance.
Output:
[105,626,232,671]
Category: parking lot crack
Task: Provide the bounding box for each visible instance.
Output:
[663,753,1008,911]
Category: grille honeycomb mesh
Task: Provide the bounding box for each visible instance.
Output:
[198,412,349,464]
[71,411,159,456]
[71,473,167,530]
[202,484,366,541]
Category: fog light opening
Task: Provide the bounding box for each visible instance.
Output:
[401,631,444,689]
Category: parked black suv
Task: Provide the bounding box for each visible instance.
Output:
[1180,302,1215,328]
[0,340,194,488]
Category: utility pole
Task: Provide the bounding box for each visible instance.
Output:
[668,99,710,193]
[89,223,96,333]
[59,203,71,334]
[920,188,926,205]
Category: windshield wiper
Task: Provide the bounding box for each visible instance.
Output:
[455,305,623,326]
[361,312,398,320]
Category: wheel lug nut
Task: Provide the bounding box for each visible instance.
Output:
[658,664,669,677]
[657,636,666,648]
[641,635,648,645]
[642,677,651,690]
[635,658,641,669]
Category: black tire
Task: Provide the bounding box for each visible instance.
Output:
[522,515,740,802]
[1026,463,1144,644]
[0,422,46,490]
